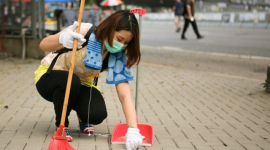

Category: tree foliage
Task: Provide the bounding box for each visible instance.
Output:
[86,0,95,6]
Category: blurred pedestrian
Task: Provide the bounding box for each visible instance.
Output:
[181,0,203,40]
[173,0,183,33]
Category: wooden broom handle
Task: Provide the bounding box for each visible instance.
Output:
[60,0,85,126]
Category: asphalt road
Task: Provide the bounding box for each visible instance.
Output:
[138,21,270,81]
[140,21,270,57]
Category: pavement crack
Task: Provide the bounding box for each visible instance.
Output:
[155,135,160,144]
[235,140,248,150]
[262,127,270,134]
[172,139,180,148]
[44,133,49,143]
[4,140,11,150]
[181,114,186,121]
[193,104,200,110]
[187,109,194,115]
[33,122,38,129]
[180,102,186,108]
[6,117,12,124]
[247,118,259,125]
[181,130,189,139]
[50,116,54,123]
[216,113,224,120]
[207,106,215,112]
[231,116,241,123]
[22,143,27,150]
[20,120,25,126]
[46,125,50,132]
[195,117,202,123]
[28,131,33,139]
[190,142,198,150]
[217,137,228,147]
[173,120,179,127]
[250,112,260,119]
[199,133,207,142]
[242,101,251,107]
[158,118,163,125]
[240,132,252,141]
[265,121,270,126]
[260,135,270,144]
[222,129,232,137]
[239,105,248,111]
[235,110,244,116]
[227,122,237,130]
[210,119,219,126]
[164,127,170,135]
[201,111,208,117]
[212,102,219,108]
[200,100,207,105]
[225,104,233,109]
[167,113,172,119]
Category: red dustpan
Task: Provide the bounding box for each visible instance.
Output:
[111,123,154,146]
[111,8,154,147]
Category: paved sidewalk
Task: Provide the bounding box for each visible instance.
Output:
[0,55,270,150]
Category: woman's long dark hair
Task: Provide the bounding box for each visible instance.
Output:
[95,10,140,68]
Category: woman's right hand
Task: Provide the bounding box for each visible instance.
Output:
[59,21,86,49]
[125,128,143,150]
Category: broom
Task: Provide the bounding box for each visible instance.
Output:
[47,0,86,150]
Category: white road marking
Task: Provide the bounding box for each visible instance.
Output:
[141,45,270,61]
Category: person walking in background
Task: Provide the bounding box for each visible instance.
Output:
[181,0,204,40]
[173,0,183,33]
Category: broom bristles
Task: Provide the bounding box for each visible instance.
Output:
[47,125,75,150]
[47,139,75,150]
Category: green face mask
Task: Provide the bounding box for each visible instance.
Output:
[104,40,127,53]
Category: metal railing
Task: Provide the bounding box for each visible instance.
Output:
[0,0,45,39]
[0,0,45,59]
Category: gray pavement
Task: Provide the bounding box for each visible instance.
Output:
[1,45,270,150]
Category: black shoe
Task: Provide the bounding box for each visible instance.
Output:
[176,28,181,33]
[181,36,187,40]
[197,36,204,39]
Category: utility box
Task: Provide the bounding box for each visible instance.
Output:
[266,66,270,93]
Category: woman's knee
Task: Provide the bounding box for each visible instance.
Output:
[90,112,108,125]
[76,109,107,125]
